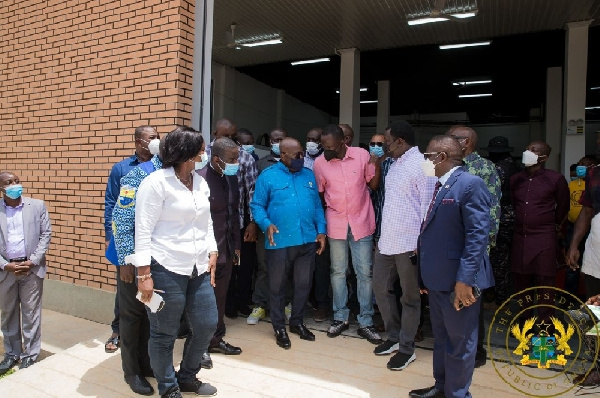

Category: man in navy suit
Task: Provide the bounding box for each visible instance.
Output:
[410,136,494,398]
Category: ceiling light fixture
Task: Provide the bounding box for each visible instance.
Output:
[459,93,492,98]
[591,87,600,90]
[238,34,283,47]
[452,79,492,86]
[336,88,368,94]
[291,58,330,66]
[360,100,378,104]
[586,106,600,110]
[450,11,478,18]
[407,17,449,26]
[240,38,283,47]
[440,41,491,50]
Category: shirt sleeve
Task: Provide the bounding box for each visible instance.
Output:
[113,171,143,265]
[311,173,327,234]
[241,153,258,222]
[249,173,271,232]
[580,173,592,207]
[29,200,52,267]
[134,175,164,267]
[201,178,218,254]
[104,164,121,241]
[313,159,326,193]
[364,151,375,183]
[486,165,502,245]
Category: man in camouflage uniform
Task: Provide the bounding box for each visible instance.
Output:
[446,126,501,368]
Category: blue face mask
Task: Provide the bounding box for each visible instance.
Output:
[271,143,281,156]
[219,158,239,176]
[195,153,208,170]
[4,184,23,200]
[369,145,385,158]
[576,165,588,178]
[242,145,255,154]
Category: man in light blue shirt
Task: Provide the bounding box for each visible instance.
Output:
[251,138,326,349]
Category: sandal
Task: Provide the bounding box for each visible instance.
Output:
[105,334,120,353]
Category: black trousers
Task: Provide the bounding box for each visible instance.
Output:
[267,243,316,330]
[117,267,151,377]
[226,225,257,311]
[313,240,331,310]
[211,259,233,347]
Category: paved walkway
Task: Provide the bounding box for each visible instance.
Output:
[0,308,597,397]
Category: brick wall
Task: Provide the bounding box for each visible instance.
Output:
[0,0,196,290]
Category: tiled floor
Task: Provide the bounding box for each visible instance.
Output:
[0,308,598,397]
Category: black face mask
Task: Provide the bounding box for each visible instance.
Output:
[324,149,338,162]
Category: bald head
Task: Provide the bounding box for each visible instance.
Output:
[280,137,304,172]
[280,137,302,153]
[446,125,478,155]
[214,118,237,139]
[528,140,551,157]
[339,124,355,146]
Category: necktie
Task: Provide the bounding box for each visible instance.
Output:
[421,181,442,232]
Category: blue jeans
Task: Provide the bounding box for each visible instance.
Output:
[329,227,374,327]
[147,261,217,396]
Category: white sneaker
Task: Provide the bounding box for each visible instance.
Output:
[247,307,266,325]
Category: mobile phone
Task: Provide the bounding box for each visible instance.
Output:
[449,286,481,309]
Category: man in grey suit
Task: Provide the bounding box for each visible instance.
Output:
[0,171,51,373]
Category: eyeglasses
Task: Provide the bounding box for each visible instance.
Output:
[283,151,304,159]
[369,142,384,147]
[423,152,444,160]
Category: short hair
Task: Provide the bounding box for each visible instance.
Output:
[321,124,344,141]
[389,120,415,146]
[429,135,463,162]
[447,125,478,147]
[212,137,238,160]
[162,126,204,168]
[214,118,235,131]
[134,125,155,139]
[570,164,577,172]
[270,128,287,140]
[237,128,253,137]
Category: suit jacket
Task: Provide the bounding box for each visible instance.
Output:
[0,197,52,281]
[419,167,494,292]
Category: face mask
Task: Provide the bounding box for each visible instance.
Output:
[148,138,160,155]
[421,153,442,177]
[195,153,208,170]
[271,143,281,156]
[522,150,539,167]
[4,184,23,200]
[219,158,239,176]
[324,150,338,162]
[306,142,320,156]
[369,145,385,158]
[576,165,588,178]
[290,158,304,172]
[241,145,255,154]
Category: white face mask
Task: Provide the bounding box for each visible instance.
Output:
[421,153,443,177]
[148,138,161,155]
[522,150,539,167]
[195,153,208,170]
[306,142,320,156]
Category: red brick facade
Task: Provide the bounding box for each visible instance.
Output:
[0,0,196,290]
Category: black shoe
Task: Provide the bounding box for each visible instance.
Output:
[357,325,383,344]
[178,379,217,396]
[289,324,315,341]
[18,357,35,370]
[209,340,242,355]
[0,356,17,375]
[161,386,182,398]
[373,340,399,356]
[474,350,487,368]
[237,304,252,317]
[387,352,416,371]
[275,328,291,349]
[327,320,349,338]
[201,352,213,369]
[409,386,445,398]
[124,374,154,396]
[224,307,238,319]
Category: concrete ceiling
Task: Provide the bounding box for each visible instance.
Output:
[212,0,600,121]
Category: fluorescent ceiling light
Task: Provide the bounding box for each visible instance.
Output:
[360,100,378,104]
[586,106,600,110]
[591,87,600,90]
[450,12,477,18]
[336,88,368,94]
[291,58,330,66]
[408,17,449,26]
[459,93,492,98]
[440,41,491,50]
[452,80,492,86]
[240,38,283,47]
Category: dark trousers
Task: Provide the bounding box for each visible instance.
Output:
[116,267,151,377]
[112,268,120,334]
[211,259,233,347]
[584,274,600,299]
[512,273,556,322]
[429,290,479,398]
[267,243,316,330]
[226,225,257,311]
[313,239,331,310]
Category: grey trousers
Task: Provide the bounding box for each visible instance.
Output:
[0,272,44,360]
[373,249,420,355]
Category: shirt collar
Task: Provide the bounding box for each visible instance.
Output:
[439,166,461,185]
[464,152,480,163]
[396,146,419,163]
[4,199,23,209]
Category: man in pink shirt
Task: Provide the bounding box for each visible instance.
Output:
[314,124,383,344]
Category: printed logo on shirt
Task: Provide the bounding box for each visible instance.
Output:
[489,287,599,396]
[117,185,136,208]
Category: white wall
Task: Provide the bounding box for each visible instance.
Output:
[211,62,332,142]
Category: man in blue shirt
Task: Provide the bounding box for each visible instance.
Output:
[103,125,158,353]
[251,138,327,349]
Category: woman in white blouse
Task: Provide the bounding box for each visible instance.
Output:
[134,126,218,398]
